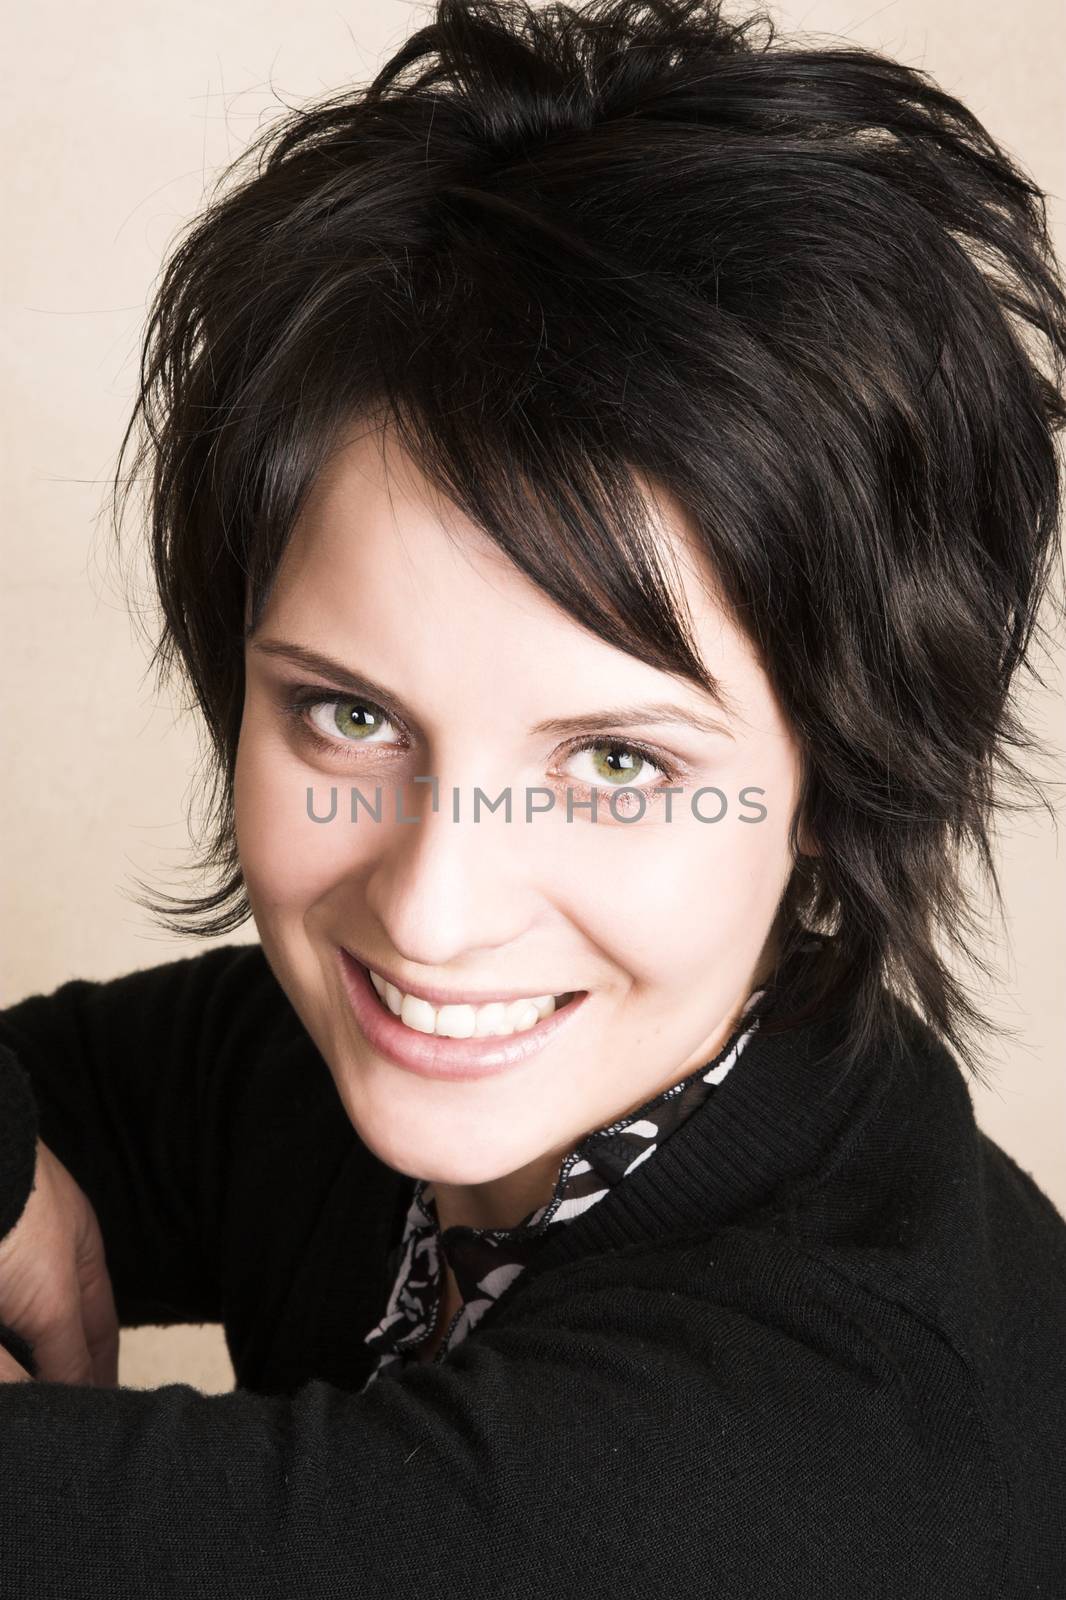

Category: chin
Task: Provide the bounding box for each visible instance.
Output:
[335,1084,536,1189]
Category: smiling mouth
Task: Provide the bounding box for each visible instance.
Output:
[336,946,590,1080]
[363,963,581,1040]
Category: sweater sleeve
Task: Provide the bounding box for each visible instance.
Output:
[0,943,296,1329]
[0,1256,1001,1600]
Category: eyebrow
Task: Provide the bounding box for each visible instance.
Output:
[248,637,738,740]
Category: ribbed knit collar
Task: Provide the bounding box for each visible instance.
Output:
[515,940,906,1289]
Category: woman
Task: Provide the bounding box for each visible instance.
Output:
[1,0,1064,1591]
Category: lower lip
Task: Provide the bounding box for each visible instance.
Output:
[337,947,589,1081]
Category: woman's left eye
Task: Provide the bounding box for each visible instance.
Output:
[560,738,675,790]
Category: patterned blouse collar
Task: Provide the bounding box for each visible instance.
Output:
[360,972,778,1391]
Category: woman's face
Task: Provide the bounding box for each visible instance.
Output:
[235,425,809,1225]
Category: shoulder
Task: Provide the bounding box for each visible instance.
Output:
[476,1227,1008,1597]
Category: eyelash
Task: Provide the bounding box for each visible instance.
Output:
[278,686,685,801]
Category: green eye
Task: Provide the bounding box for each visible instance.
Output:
[565,739,666,789]
[287,691,399,748]
[329,700,384,741]
[590,745,647,784]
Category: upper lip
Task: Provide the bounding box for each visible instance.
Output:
[341,946,577,1008]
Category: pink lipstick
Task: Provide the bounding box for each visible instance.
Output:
[336,947,588,1081]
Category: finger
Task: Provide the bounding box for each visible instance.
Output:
[0,1347,33,1383]
[77,1250,121,1389]
[19,1297,95,1386]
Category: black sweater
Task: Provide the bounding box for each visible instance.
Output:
[0,941,1063,1598]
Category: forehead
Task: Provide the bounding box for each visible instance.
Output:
[258,426,771,730]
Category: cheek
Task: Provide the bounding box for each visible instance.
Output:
[572,780,796,986]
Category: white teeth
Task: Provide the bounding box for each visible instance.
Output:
[400,994,438,1035]
[474,1001,509,1038]
[367,967,563,1038]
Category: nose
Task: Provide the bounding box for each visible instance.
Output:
[359,775,539,972]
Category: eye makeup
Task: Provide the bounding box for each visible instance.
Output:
[274,683,695,812]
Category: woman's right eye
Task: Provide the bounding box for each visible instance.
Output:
[281,690,404,755]
[306,697,397,745]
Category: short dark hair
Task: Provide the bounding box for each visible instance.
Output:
[111,0,1066,1087]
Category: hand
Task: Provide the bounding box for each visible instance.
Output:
[0,1138,119,1387]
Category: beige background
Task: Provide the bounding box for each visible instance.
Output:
[2,0,1063,1394]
